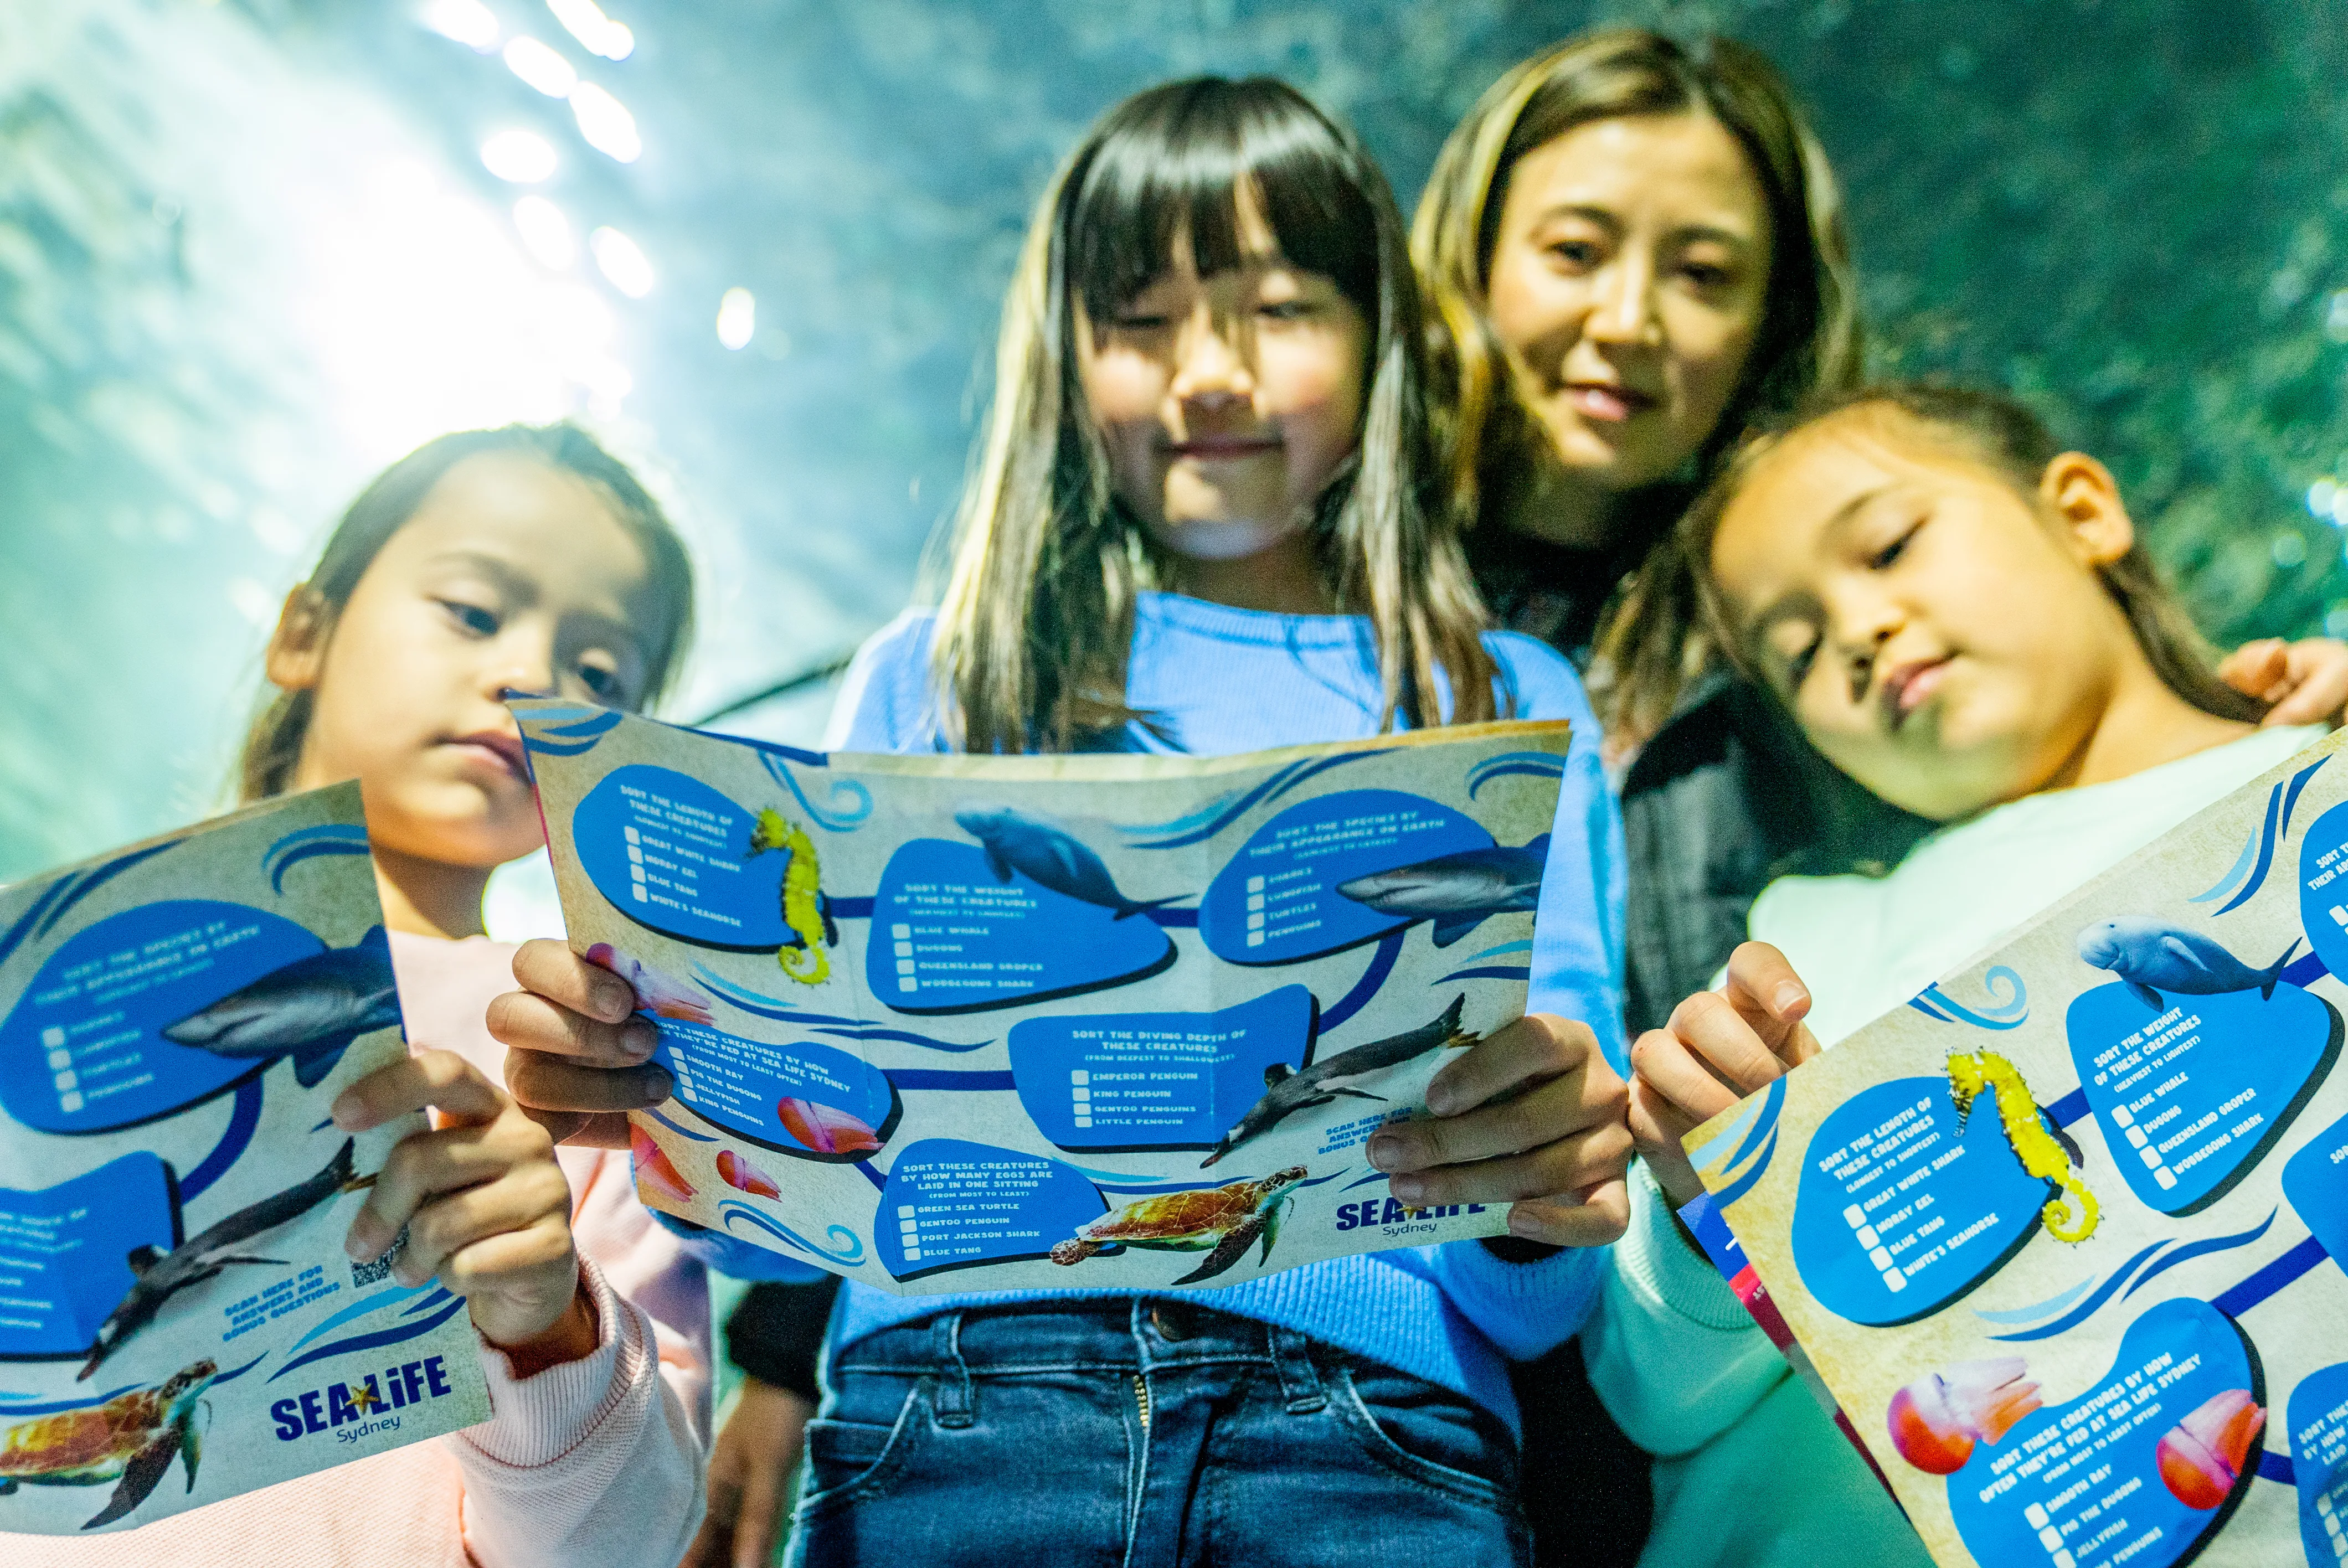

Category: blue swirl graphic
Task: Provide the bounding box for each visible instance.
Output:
[718,1199,865,1263]
[1430,964,1531,986]
[177,1076,267,1201]
[282,1282,434,1355]
[1916,966,2028,1029]
[811,1025,996,1054]
[759,750,873,831]
[2188,818,2263,907]
[1988,1240,2173,1342]
[2123,1208,2279,1300]
[0,1355,266,1417]
[518,706,622,756]
[1466,751,1569,800]
[2211,754,2330,915]
[268,1292,470,1380]
[1317,930,1405,1034]
[1710,1128,1779,1210]
[1,840,187,965]
[1971,1272,2101,1325]
[645,1106,720,1142]
[1118,750,1395,849]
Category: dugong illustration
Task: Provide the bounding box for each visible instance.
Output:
[954,805,1180,920]
[2075,917,2303,1012]
[1335,835,1549,948]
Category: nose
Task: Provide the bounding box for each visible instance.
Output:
[483,631,558,707]
[1825,586,1905,703]
[1583,250,1662,349]
[1168,305,1255,413]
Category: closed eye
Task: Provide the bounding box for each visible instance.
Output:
[1786,636,1819,690]
[1870,521,1922,571]
[1257,299,1314,321]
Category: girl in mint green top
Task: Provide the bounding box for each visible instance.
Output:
[1589,383,2320,1568]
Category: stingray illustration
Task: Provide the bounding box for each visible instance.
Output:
[160,926,399,1088]
[1201,996,1477,1168]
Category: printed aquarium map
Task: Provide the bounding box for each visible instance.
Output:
[0,785,487,1536]
[1692,730,2348,1568]
[516,700,1582,1296]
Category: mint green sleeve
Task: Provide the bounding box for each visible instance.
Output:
[1583,1162,1790,1457]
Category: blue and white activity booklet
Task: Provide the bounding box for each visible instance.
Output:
[0,784,487,1535]
[1691,729,2348,1568]
[516,700,1572,1295]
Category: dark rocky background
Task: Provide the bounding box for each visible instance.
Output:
[7,0,2345,881]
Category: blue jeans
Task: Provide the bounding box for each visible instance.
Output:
[787,1301,1530,1567]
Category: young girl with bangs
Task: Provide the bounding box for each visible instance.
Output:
[493,76,1634,1567]
[8,425,713,1568]
[1613,382,2324,1568]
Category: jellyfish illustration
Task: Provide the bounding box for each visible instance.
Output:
[586,942,716,1025]
[629,1123,698,1205]
[778,1098,883,1156]
[2155,1389,2264,1510]
[1885,1358,2044,1474]
[717,1148,783,1199]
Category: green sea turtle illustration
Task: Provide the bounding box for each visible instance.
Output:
[1049,1167,1308,1285]
[0,1359,217,1529]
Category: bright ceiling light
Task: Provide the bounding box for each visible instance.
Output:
[569,82,641,163]
[502,36,579,98]
[547,0,634,61]
[480,129,559,182]
[590,226,653,297]
[512,197,576,269]
[716,287,756,350]
[421,0,499,50]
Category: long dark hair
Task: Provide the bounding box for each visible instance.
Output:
[235,422,695,801]
[931,76,1497,754]
[1413,29,1862,734]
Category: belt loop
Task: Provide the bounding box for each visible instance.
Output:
[931,1312,975,1428]
[1267,1325,1326,1415]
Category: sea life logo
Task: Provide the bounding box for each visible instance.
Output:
[270,1355,459,1445]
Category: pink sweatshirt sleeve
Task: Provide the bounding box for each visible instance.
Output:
[455,1257,706,1568]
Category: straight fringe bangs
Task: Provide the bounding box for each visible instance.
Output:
[933,76,1497,754]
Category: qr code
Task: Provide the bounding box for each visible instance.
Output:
[350,1227,408,1287]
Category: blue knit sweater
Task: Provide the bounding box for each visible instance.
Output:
[681,591,1629,1432]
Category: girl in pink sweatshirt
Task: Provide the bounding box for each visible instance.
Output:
[12,422,708,1567]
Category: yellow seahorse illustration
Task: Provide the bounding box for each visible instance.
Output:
[748,808,832,985]
[1946,1050,2099,1242]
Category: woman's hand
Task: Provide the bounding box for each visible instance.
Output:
[681,1376,817,1568]
[487,938,674,1149]
[333,1050,593,1365]
[1362,1012,1633,1246]
[2220,637,2348,727]
[1627,941,1821,1210]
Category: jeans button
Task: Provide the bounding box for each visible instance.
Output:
[1150,1304,1202,1342]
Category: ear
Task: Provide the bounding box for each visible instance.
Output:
[2037,452,2135,569]
[263,585,332,693]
